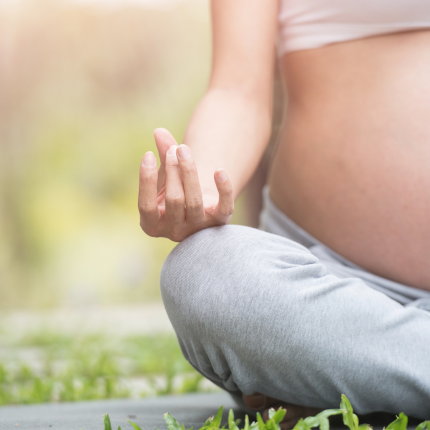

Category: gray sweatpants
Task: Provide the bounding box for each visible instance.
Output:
[160,188,430,419]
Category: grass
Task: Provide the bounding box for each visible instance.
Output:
[0,331,212,405]
[103,395,430,430]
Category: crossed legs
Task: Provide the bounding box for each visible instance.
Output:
[161,225,430,421]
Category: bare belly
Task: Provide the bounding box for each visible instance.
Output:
[268,30,430,291]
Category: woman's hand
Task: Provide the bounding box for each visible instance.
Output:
[138,128,234,242]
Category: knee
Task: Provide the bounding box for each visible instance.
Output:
[160,225,245,335]
[160,224,320,340]
[160,225,331,394]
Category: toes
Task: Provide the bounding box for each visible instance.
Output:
[243,393,267,411]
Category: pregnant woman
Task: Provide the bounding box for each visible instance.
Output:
[138,0,430,425]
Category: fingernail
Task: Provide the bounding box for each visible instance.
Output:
[167,145,177,157]
[216,169,227,183]
[177,145,190,160]
[143,151,156,167]
[246,393,266,410]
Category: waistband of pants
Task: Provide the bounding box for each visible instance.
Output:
[259,186,430,309]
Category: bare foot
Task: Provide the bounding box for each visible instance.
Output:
[242,393,323,430]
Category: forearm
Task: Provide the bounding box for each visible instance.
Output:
[183,87,272,199]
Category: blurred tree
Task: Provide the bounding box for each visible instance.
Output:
[0,0,211,308]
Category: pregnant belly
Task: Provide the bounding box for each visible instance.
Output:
[268,31,430,291]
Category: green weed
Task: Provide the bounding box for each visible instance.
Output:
[104,395,430,430]
[0,332,212,405]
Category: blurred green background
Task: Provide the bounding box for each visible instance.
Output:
[0,0,251,404]
[0,0,236,309]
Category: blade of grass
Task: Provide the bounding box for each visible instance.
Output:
[164,412,182,430]
[319,417,329,430]
[386,413,408,430]
[303,416,321,428]
[128,420,143,430]
[292,418,310,430]
[315,410,343,419]
[209,406,224,429]
[104,414,113,430]
[244,415,250,430]
[272,408,287,424]
[340,395,359,430]
[415,422,430,430]
[228,409,240,430]
[256,412,265,430]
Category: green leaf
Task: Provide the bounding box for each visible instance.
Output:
[201,416,213,430]
[256,412,265,430]
[128,420,144,430]
[164,412,182,430]
[386,417,401,430]
[209,406,224,429]
[104,414,113,430]
[244,415,250,430]
[319,417,330,430]
[316,410,343,419]
[386,413,408,430]
[340,395,359,430]
[303,417,320,428]
[292,418,310,430]
[265,418,276,430]
[228,409,239,430]
[398,413,408,430]
[118,427,122,430]
[415,422,430,430]
[102,396,425,430]
[271,408,287,424]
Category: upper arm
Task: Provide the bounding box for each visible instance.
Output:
[209,0,279,107]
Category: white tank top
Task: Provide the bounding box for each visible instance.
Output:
[278,0,430,55]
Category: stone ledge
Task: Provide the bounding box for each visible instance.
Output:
[0,393,240,430]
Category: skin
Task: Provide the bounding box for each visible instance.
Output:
[139,0,430,425]
[138,128,234,242]
[139,0,277,243]
[270,30,430,291]
[242,393,323,430]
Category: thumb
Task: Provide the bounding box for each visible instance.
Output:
[154,128,178,191]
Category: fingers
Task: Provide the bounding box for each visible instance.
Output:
[154,128,178,192]
[138,151,160,233]
[214,168,234,220]
[177,145,204,224]
[165,145,186,236]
